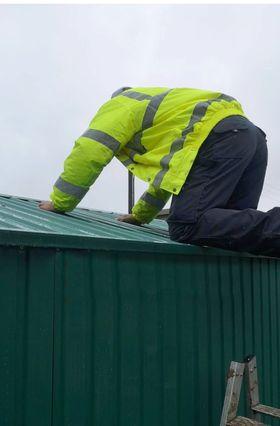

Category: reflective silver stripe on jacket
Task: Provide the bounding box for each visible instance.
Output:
[153,93,236,188]
[122,158,135,167]
[127,89,172,156]
[82,129,121,153]
[121,91,153,101]
[142,89,172,129]
[54,177,89,199]
[141,191,166,209]
[126,131,146,155]
[111,86,132,98]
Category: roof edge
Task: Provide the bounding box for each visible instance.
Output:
[0,228,269,260]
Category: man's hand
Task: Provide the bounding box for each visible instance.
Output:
[117,214,142,226]
[39,201,56,212]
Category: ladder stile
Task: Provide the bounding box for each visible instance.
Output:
[220,361,245,426]
[220,355,280,425]
[245,356,261,422]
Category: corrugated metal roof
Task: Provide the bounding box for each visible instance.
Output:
[0,193,256,258]
[0,194,170,242]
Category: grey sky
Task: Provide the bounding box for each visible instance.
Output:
[0,4,279,213]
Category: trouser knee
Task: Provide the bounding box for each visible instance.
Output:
[168,222,186,241]
[168,221,195,243]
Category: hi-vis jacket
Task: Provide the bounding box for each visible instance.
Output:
[50,87,246,223]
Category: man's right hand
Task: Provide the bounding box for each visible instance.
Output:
[117,214,142,226]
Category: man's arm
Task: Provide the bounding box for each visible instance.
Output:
[40,98,135,212]
[118,184,171,225]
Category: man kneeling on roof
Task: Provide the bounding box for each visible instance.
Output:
[40,86,278,257]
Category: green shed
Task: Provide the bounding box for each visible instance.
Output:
[0,194,279,425]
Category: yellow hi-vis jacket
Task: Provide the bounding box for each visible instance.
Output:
[50,87,246,223]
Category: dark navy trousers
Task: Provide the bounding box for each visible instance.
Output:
[167,115,280,257]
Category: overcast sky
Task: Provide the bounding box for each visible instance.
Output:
[0,4,279,214]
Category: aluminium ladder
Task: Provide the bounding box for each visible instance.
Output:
[220,355,280,425]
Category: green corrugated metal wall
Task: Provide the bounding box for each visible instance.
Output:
[1,196,280,425]
[0,247,54,426]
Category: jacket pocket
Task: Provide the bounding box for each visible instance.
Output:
[209,117,249,160]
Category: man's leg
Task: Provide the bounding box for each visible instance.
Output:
[167,115,260,238]
[226,126,268,210]
[167,117,280,257]
[173,206,280,256]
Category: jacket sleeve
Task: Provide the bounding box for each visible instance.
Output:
[50,98,135,212]
[132,184,171,224]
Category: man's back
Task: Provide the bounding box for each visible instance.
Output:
[41,86,246,224]
[111,87,245,193]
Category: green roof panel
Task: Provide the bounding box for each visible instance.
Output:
[0,194,257,258]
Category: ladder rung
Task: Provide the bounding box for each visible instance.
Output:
[253,403,280,418]
[227,416,264,425]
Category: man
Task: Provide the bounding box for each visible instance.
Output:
[40,86,274,256]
